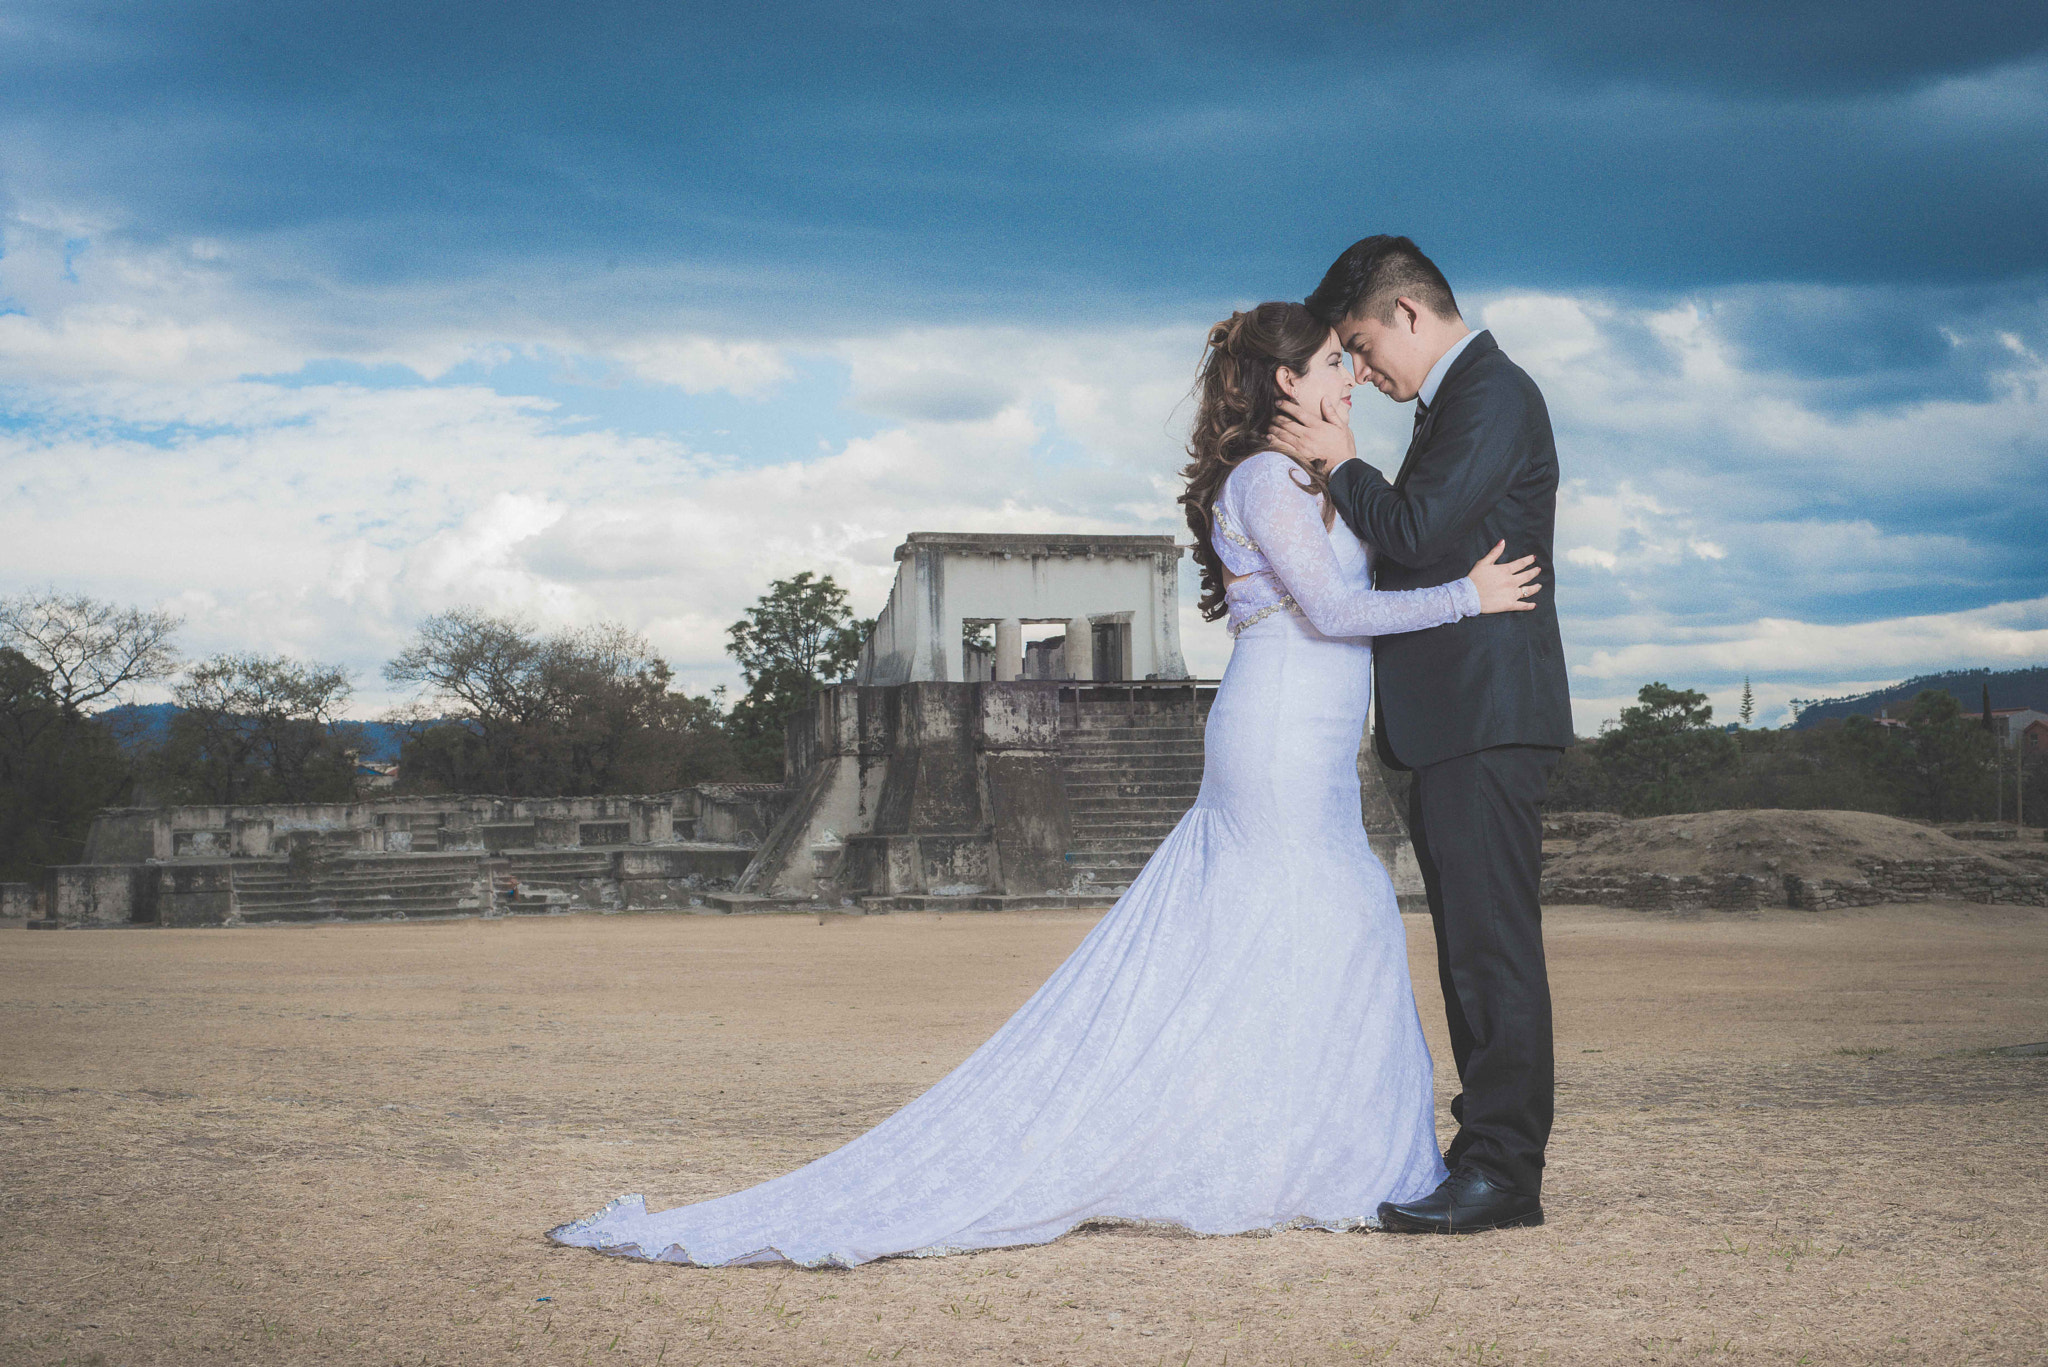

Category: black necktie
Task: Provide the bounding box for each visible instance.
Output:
[1412,399,1429,440]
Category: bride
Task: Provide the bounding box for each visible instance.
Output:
[548,301,1542,1267]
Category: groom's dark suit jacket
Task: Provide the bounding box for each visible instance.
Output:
[1327,331,1573,771]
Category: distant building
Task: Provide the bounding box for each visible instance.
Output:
[1988,708,2048,750]
[357,760,400,790]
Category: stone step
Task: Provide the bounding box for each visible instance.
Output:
[235,881,479,899]
[241,898,475,923]
[1068,829,1181,847]
[1067,817,1184,835]
[502,855,613,872]
[1065,837,1167,853]
[1064,786,1204,807]
[1064,754,1204,766]
[1066,775,1202,792]
[236,887,475,908]
[1064,791,1196,811]
[1073,705,1212,717]
[1065,859,1149,878]
[1061,756,1205,773]
[1065,725,1207,741]
[1056,879,1133,897]
[235,870,478,890]
[858,892,1121,913]
[236,896,476,914]
[698,892,818,914]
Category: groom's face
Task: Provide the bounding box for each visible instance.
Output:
[1337,302,1431,404]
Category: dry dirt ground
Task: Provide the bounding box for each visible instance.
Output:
[3,903,2044,1367]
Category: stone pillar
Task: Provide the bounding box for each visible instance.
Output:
[1065,617,1094,680]
[629,797,673,845]
[994,618,1024,682]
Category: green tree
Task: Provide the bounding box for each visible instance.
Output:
[1590,682,1739,816]
[724,573,872,777]
[1895,688,1996,821]
[1739,677,1755,728]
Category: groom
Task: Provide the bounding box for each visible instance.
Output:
[1273,236,1573,1234]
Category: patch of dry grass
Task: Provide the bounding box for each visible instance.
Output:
[2,902,2043,1365]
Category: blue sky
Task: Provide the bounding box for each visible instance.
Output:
[2,2,2045,726]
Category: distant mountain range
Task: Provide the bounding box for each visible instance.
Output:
[93,702,412,762]
[1788,666,2048,729]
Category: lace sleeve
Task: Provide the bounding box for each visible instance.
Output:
[1232,452,1479,637]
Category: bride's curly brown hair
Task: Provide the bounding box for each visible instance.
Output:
[1178,302,1333,622]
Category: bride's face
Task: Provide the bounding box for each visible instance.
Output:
[1277,331,1354,419]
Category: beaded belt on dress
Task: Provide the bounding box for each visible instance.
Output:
[1228,596,1303,636]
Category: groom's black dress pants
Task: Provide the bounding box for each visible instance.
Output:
[1406,743,1562,1198]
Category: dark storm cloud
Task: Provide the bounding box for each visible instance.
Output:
[1704,283,2048,409]
[4,1,2045,325]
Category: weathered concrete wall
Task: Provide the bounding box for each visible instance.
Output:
[159,864,236,927]
[48,865,157,926]
[749,680,1089,901]
[80,812,156,864]
[739,687,878,899]
[79,789,738,866]
[979,683,1072,896]
[857,533,1189,685]
[39,785,770,928]
[691,785,793,846]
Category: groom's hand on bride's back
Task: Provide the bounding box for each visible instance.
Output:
[1269,394,1356,475]
[1469,541,1543,614]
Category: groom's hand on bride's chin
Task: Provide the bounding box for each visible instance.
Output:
[1270,396,1356,475]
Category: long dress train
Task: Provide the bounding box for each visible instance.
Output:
[548,450,1482,1267]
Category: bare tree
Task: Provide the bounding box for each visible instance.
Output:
[385,609,736,795]
[0,590,181,720]
[384,609,548,778]
[164,654,356,803]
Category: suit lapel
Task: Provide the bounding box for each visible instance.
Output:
[1391,331,1495,491]
[1392,407,1435,490]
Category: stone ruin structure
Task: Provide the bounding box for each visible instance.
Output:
[857,533,1188,685]
[23,787,789,928]
[737,529,1420,909]
[20,528,1427,927]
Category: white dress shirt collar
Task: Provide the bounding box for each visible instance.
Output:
[1417,328,1484,409]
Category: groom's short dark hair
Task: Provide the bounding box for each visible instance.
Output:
[1306,236,1461,327]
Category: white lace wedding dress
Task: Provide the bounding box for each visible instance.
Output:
[549,450,1481,1267]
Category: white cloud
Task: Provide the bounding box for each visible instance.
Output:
[2,232,2042,732]
[609,337,793,396]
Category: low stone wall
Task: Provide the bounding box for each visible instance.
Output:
[1539,871,1781,912]
[1785,859,2048,910]
[1543,857,2048,911]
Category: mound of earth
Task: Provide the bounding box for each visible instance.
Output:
[1541,808,2047,911]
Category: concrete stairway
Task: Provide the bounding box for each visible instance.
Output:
[232,853,487,922]
[499,849,617,911]
[1059,690,1212,897]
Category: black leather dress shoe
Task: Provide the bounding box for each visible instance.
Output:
[1377,1169,1543,1234]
